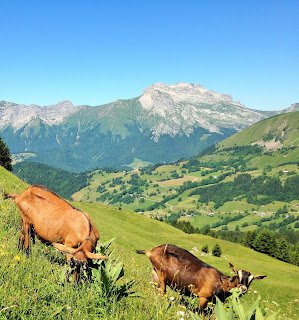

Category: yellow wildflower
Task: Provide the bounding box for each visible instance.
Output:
[15,255,21,261]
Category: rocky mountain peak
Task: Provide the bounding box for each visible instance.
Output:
[286,103,299,112]
[138,82,251,140]
[0,100,77,131]
[139,82,242,113]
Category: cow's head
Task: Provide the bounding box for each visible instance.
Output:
[229,262,266,294]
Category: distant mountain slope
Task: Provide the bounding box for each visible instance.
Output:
[1,83,297,172]
[217,110,299,150]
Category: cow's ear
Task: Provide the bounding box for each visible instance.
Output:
[253,274,267,280]
[228,262,238,274]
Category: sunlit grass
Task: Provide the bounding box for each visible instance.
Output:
[1,167,298,319]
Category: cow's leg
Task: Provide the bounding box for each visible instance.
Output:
[155,269,166,294]
[22,217,30,256]
[151,269,160,287]
[29,224,35,245]
[18,217,25,250]
[198,296,209,311]
[17,211,31,256]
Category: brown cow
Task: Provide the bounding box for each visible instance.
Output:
[5,185,107,280]
[136,244,266,310]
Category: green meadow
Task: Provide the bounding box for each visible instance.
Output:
[0,166,298,319]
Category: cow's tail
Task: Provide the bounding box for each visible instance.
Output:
[3,193,19,201]
[136,249,146,255]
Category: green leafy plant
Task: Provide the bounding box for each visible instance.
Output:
[188,289,280,320]
[90,238,139,301]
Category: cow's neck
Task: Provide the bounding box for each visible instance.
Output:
[222,275,239,292]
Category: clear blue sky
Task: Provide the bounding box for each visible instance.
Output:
[0,0,298,110]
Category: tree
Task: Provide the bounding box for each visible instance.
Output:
[243,230,258,248]
[276,238,290,263]
[253,229,277,257]
[212,243,222,257]
[0,136,12,171]
[202,244,209,253]
[200,224,211,235]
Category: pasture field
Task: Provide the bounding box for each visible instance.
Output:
[0,167,299,319]
[72,159,299,236]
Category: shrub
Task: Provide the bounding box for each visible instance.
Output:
[201,244,209,253]
[212,243,222,257]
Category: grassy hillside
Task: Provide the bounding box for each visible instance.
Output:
[218,111,299,150]
[0,168,298,319]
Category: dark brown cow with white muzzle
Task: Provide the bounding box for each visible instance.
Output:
[136,244,266,310]
[5,185,107,281]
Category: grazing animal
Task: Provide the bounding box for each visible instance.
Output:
[5,185,107,280]
[136,244,266,309]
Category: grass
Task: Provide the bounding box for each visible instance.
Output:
[1,166,299,319]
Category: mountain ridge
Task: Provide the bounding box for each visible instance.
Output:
[1,83,298,172]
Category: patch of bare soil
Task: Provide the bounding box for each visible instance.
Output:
[254,139,283,151]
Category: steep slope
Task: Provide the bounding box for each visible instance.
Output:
[1,83,295,172]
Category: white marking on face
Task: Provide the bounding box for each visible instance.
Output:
[238,270,243,283]
[248,275,254,284]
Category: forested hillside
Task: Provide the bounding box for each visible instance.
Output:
[12,162,88,199]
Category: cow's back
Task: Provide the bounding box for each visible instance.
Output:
[148,244,223,293]
[15,185,90,243]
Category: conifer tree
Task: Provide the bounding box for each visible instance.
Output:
[253,229,277,257]
[0,136,12,171]
[276,238,290,263]
[212,243,222,257]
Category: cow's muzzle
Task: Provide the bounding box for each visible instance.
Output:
[239,285,248,294]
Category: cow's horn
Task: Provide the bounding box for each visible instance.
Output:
[228,262,238,274]
[52,243,77,254]
[85,251,108,260]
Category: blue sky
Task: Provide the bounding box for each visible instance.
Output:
[0,0,298,110]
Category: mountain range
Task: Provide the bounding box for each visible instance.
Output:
[1,82,298,172]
